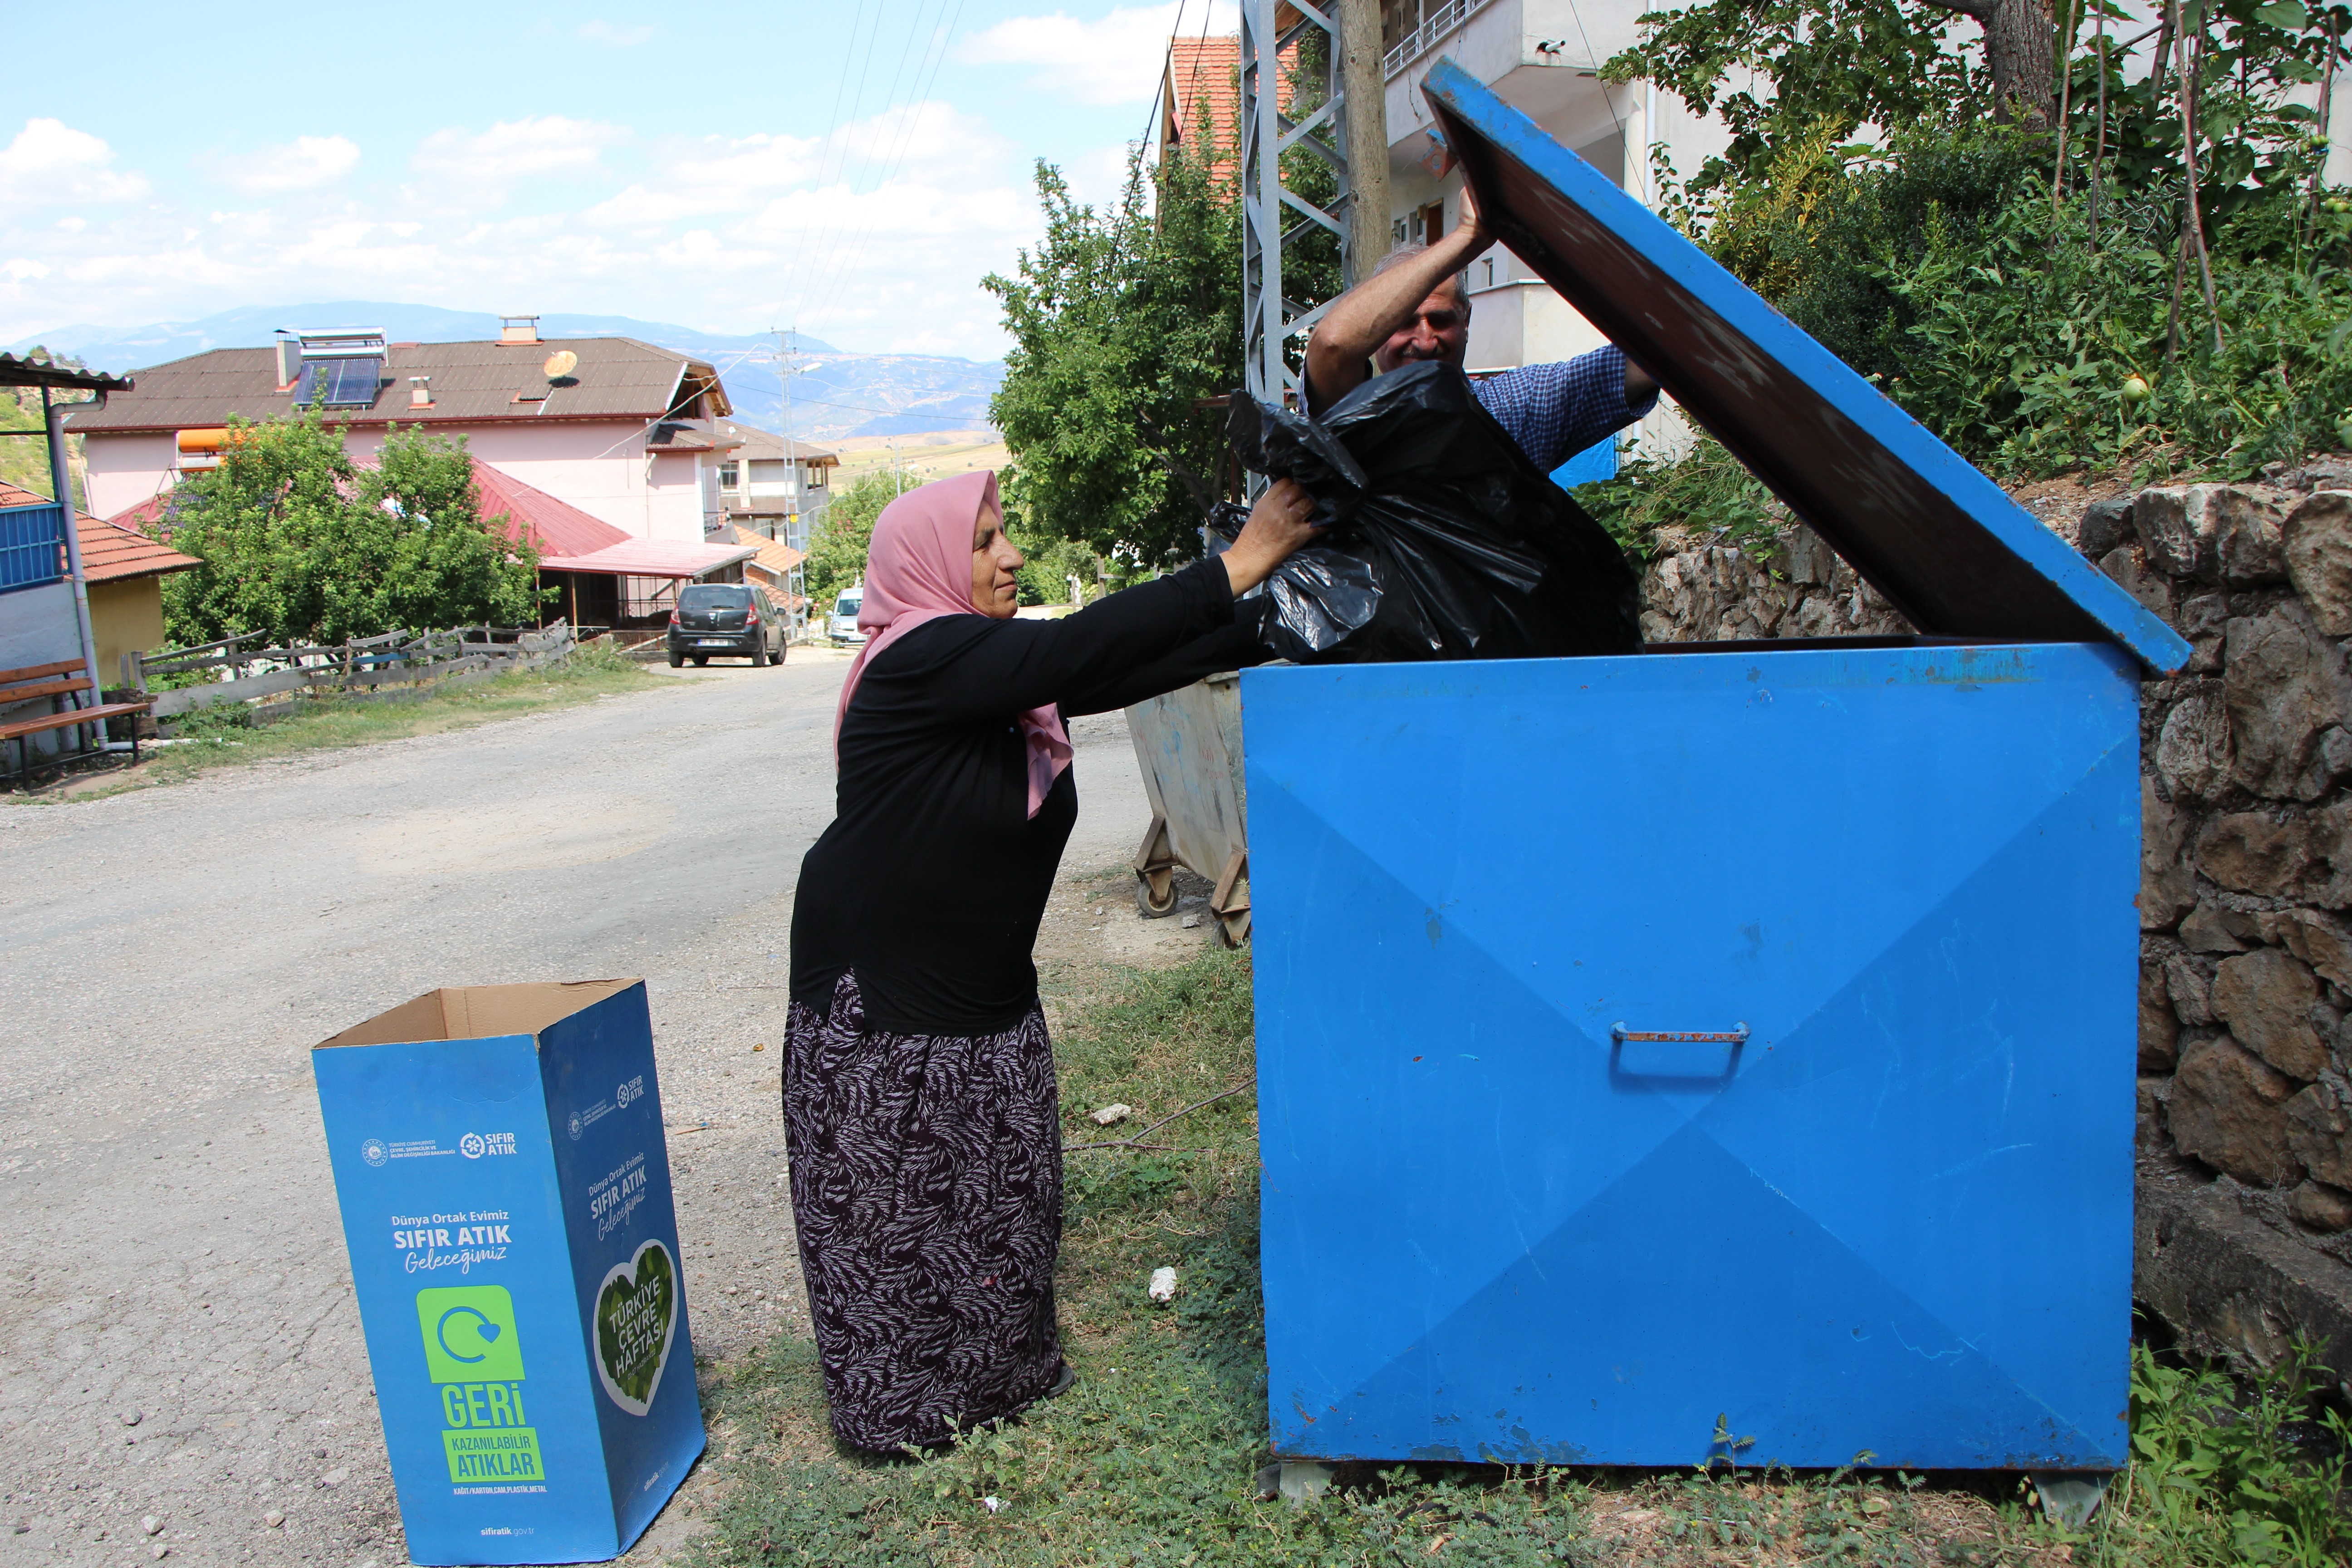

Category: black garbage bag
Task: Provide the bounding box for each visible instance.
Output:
[1220,360,1642,663]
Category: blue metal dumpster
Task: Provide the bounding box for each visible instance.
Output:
[1245,60,2191,1474]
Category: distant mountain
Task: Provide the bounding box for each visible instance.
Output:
[8,303,1002,444]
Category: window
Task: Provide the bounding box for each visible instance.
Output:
[806,465,825,488]
[1420,201,1446,242]
[679,583,753,611]
[719,463,740,490]
[0,499,64,592]
[293,357,383,407]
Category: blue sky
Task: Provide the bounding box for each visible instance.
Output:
[0,0,1235,361]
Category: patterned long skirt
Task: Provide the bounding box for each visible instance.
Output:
[779,970,1065,1451]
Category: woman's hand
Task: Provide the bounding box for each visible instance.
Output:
[1219,479,1318,597]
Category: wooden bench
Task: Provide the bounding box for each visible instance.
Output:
[0,658,152,783]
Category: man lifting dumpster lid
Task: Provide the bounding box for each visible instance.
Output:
[1302,181,1659,466]
[1221,178,1656,665]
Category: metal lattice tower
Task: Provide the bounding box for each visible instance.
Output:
[1238,0,1354,411]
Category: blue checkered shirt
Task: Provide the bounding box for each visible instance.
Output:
[1473,345,1658,472]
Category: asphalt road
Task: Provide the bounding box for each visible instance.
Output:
[0,651,1166,1568]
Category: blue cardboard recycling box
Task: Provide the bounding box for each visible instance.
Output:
[313,980,704,1564]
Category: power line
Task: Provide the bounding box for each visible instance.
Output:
[769,3,871,325]
[1144,0,1189,150]
[779,0,895,326]
[801,0,970,335]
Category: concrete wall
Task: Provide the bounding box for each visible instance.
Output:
[89,576,165,688]
[82,433,177,522]
[0,580,89,760]
[1636,477,2352,1382]
[0,581,83,676]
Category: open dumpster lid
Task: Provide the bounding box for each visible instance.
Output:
[1422,59,2190,676]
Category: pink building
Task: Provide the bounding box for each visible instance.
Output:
[67,320,735,544]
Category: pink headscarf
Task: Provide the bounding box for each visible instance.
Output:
[832,470,1073,818]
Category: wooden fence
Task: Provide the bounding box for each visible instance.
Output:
[128,622,580,722]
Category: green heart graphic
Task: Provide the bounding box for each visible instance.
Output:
[593,1240,678,1416]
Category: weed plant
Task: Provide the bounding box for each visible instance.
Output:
[2105,1340,2352,1566]
[1575,435,1784,561]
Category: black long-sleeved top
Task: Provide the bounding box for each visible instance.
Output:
[790,560,1268,1034]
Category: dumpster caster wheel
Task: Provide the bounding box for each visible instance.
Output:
[1135,870,1177,917]
[1276,1461,1333,1504]
[2029,1472,2111,1530]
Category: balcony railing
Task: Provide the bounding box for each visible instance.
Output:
[1384,0,1501,78]
[0,501,66,593]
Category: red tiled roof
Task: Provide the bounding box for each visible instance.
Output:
[730,524,805,579]
[0,480,200,581]
[538,538,759,580]
[1166,37,1240,176]
[1162,34,1299,182]
[105,491,172,535]
[470,461,632,557]
[80,513,200,582]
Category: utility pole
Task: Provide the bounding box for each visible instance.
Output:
[1338,0,1390,281]
[1239,0,1347,416]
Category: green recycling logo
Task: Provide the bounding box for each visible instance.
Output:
[593,1240,677,1416]
[416,1285,525,1384]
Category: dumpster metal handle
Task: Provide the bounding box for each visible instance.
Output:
[1611,1022,1749,1044]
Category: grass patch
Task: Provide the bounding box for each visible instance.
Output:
[39,641,667,798]
[684,948,2352,1566]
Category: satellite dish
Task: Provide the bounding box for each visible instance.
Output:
[542,350,579,379]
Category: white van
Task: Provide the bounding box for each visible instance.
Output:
[828,585,866,646]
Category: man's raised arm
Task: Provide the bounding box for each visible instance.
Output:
[1303,186,1490,413]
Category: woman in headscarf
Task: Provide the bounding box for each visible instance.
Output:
[784,469,1315,1452]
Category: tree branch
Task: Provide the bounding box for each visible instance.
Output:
[1065,1085,1251,1153]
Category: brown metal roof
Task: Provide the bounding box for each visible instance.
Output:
[715,419,837,464]
[64,336,729,435]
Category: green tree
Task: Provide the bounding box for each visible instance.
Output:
[803,470,897,610]
[1016,535,1105,607]
[1593,0,2352,486]
[160,407,542,645]
[984,134,1244,571]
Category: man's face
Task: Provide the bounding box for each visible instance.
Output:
[1371,281,1470,375]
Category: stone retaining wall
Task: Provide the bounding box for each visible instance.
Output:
[1637,469,2352,1381]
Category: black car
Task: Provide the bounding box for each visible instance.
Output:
[667,583,788,667]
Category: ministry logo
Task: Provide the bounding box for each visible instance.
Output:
[361,1138,388,1168]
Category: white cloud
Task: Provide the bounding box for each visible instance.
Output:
[964,2,1237,106]
[578,20,656,45]
[580,102,1004,229]
[409,117,624,199]
[0,119,149,208]
[206,135,361,195]
[0,100,1042,363]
